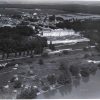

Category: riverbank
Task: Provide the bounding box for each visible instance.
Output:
[37,69,100,99]
[0,38,99,99]
[0,28,99,99]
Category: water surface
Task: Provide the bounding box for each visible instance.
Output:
[37,70,100,99]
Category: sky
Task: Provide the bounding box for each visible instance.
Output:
[0,0,100,4]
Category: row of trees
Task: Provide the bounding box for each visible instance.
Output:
[0,26,47,59]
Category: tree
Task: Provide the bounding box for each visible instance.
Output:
[0,26,48,58]
[57,73,71,85]
[49,41,55,50]
[58,62,71,84]
[13,80,22,88]
[69,65,80,76]
[80,67,90,77]
[49,15,56,22]
[38,59,44,65]
[17,87,37,99]
[47,74,56,85]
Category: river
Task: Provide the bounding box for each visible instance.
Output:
[37,69,100,99]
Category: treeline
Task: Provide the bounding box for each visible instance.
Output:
[0,26,36,37]
[1,4,100,14]
[0,26,47,59]
[56,19,100,52]
[56,19,100,31]
[56,19,100,43]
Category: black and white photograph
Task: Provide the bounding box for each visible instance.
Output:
[0,0,100,99]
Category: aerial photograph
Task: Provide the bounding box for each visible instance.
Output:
[0,0,100,99]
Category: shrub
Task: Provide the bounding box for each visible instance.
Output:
[47,74,56,85]
[6,62,16,67]
[62,50,69,55]
[88,66,97,75]
[80,67,90,77]
[30,55,34,58]
[59,62,65,70]
[95,45,100,52]
[0,66,3,70]
[41,52,49,58]
[98,64,100,68]
[57,73,71,85]
[59,62,69,74]
[50,60,56,63]
[10,76,17,83]
[33,86,39,93]
[42,86,50,91]
[34,47,43,54]
[83,47,88,51]
[49,42,55,50]
[69,65,80,76]
[13,80,22,88]
[38,59,44,65]
[16,87,37,99]
[28,70,34,76]
[84,54,90,58]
